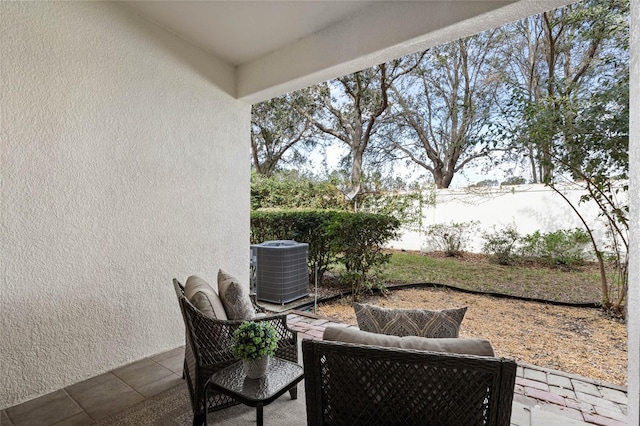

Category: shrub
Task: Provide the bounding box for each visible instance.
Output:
[501,176,527,186]
[520,228,590,267]
[424,221,479,257]
[251,171,348,210]
[469,179,499,187]
[482,223,521,265]
[329,212,400,301]
[250,210,399,292]
[250,209,340,285]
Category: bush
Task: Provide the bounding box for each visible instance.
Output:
[482,223,521,265]
[501,176,527,186]
[251,210,399,293]
[329,212,400,301]
[251,209,340,286]
[251,171,348,210]
[424,221,479,257]
[520,228,590,267]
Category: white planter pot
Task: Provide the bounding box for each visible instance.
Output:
[242,356,270,379]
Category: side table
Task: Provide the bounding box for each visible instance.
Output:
[204,357,304,426]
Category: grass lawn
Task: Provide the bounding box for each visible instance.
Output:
[382,250,604,304]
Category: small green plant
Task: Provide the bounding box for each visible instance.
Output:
[232,321,279,360]
[482,223,521,265]
[424,221,479,257]
[501,176,527,186]
[520,228,590,267]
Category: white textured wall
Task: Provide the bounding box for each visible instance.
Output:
[389,184,621,254]
[0,2,249,408]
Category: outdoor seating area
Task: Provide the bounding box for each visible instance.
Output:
[1,309,628,425]
[5,273,628,425]
[2,3,636,425]
[173,275,298,425]
[176,273,523,425]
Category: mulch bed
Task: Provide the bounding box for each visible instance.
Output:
[316,286,627,387]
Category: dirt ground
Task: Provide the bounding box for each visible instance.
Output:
[316,287,627,387]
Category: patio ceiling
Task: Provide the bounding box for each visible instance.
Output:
[122,0,574,103]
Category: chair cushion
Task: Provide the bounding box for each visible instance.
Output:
[353,303,467,338]
[217,269,255,320]
[184,275,228,320]
[323,326,494,356]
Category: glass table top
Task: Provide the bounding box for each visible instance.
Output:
[209,357,303,402]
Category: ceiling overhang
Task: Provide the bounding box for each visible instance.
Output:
[123,1,574,104]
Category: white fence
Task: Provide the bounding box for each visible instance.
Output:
[388,183,627,254]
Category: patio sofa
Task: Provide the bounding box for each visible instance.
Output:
[303,327,516,426]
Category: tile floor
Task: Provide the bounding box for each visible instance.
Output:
[2,312,629,426]
[2,347,185,426]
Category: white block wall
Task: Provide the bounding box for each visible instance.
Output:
[0,2,250,408]
[389,184,625,255]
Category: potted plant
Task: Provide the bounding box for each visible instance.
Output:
[232,320,279,379]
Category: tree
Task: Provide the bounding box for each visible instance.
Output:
[387,31,508,189]
[503,0,630,316]
[500,0,628,184]
[550,64,629,316]
[251,93,317,176]
[296,58,421,207]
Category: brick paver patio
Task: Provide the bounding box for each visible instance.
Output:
[287,311,628,426]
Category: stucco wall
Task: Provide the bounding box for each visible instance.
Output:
[389,184,623,255]
[0,2,249,408]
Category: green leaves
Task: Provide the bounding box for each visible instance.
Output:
[424,221,479,257]
[328,212,400,301]
[251,92,319,176]
[232,321,279,360]
[250,209,400,300]
[251,170,349,211]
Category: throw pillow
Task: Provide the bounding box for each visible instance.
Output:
[353,303,467,338]
[184,275,228,320]
[217,269,255,320]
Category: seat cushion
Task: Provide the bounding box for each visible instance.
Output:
[353,303,467,338]
[184,275,228,320]
[217,269,255,320]
[323,326,494,356]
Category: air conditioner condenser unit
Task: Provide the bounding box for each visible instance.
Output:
[250,240,309,304]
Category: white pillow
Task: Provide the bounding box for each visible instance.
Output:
[184,275,228,320]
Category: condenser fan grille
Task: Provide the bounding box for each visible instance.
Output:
[250,240,309,304]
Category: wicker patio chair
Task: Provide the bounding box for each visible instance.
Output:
[303,339,517,426]
[173,279,298,426]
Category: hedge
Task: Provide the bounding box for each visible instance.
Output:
[251,209,400,295]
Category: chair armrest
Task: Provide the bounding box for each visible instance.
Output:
[184,298,297,366]
[250,293,267,313]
